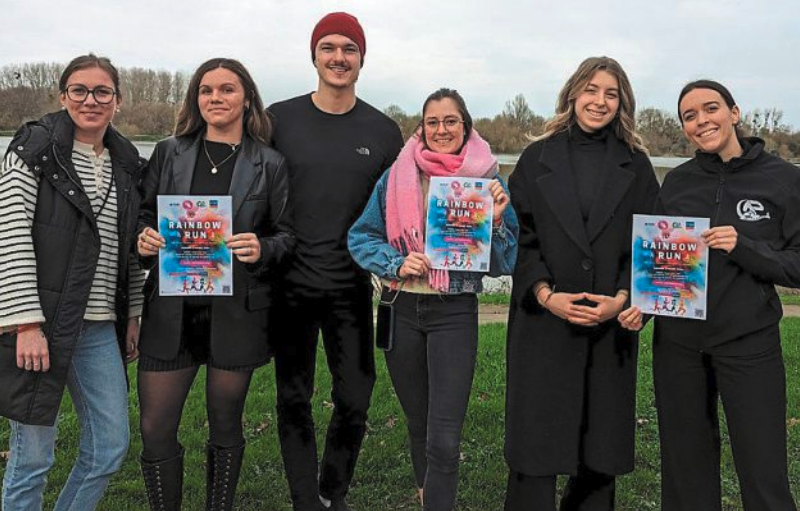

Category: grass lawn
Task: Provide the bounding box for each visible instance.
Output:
[1,320,799,510]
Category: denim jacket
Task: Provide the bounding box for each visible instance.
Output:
[348,170,519,294]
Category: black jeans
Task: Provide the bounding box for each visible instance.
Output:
[654,327,796,511]
[384,291,478,511]
[273,284,375,511]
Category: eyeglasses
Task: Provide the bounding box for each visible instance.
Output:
[423,116,464,131]
[64,85,117,104]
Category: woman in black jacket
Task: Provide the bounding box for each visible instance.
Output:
[505,56,659,511]
[0,54,145,511]
[619,80,799,511]
[135,58,293,510]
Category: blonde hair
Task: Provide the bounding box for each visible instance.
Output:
[538,56,647,154]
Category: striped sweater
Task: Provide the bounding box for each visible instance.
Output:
[0,140,144,328]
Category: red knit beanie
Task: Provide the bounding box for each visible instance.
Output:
[310,12,366,66]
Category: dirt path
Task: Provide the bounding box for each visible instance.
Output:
[479,303,800,325]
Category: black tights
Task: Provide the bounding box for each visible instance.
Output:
[138,366,254,461]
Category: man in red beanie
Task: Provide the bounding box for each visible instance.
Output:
[268,11,403,511]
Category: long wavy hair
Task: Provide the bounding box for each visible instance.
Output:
[538,56,647,154]
[175,58,271,145]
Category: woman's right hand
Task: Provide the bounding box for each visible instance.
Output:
[618,305,644,331]
[137,227,165,257]
[17,327,49,372]
[398,252,431,279]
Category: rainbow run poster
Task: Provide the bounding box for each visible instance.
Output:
[425,177,493,272]
[157,195,233,296]
[631,214,709,320]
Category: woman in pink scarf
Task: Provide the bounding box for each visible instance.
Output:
[349,88,518,511]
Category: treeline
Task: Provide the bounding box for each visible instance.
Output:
[385,95,800,158]
[0,62,187,137]
[2,62,800,158]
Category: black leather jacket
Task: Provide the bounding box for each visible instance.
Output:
[137,133,294,366]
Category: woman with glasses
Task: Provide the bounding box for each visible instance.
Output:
[619,80,799,511]
[348,88,518,511]
[135,58,293,510]
[0,54,146,511]
[504,57,659,511]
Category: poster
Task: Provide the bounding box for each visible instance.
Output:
[425,177,493,272]
[157,195,233,296]
[631,214,709,320]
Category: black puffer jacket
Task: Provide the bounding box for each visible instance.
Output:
[0,110,145,426]
[655,137,800,352]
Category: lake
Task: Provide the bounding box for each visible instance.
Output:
[0,136,687,179]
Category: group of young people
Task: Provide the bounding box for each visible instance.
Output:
[0,10,798,511]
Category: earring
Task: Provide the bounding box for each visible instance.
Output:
[115,107,121,113]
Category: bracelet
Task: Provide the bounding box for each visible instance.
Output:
[542,289,555,306]
[16,323,41,333]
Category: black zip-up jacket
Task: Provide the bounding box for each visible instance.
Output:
[0,110,145,425]
[655,137,800,352]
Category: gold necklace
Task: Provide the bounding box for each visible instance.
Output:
[203,139,239,174]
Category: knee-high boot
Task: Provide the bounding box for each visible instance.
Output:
[141,446,184,511]
[206,442,245,511]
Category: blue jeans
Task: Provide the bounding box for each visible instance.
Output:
[2,321,130,511]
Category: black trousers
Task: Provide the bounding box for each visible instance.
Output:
[384,292,478,511]
[653,326,796,511]
[273,284,376,511]
[505,467,615,511]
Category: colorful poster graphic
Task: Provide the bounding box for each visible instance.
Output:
[631,214,709,320]
[157,195,233,296]
[425,177,493,272]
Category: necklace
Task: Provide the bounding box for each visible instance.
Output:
[203,139,239,174]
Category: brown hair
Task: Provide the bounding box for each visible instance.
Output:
[538,56,647,154]
[175,58,271,145]
[59,54,122,100]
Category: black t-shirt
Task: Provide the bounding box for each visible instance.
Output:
[268,93,404,289]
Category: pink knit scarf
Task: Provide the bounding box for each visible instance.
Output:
[385,129,497,291]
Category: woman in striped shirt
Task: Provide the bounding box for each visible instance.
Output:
[0,54,145,511]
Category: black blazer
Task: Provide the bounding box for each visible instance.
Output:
[137,133,293,366]
[505,130,659,476]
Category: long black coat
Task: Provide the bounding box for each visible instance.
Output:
[505,130,659,476]
[137,134,293,366]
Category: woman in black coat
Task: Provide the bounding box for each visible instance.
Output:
[619,80,798,511]
[135,58,293,510]
[504,56,659,511]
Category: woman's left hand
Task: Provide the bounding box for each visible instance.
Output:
[571,292,628,324]
[227,233,262,263]
[125,316,140,363]
[488,179,509,226]
[702,225,738,253]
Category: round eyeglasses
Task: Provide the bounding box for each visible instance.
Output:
[64,85,117,104]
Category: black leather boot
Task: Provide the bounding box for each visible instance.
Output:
[141,446,184,511]
[206,442,245,510]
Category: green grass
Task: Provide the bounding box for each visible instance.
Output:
[781,294,800,306]
[1,320,799,510]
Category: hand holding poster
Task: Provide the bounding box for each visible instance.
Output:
[631,214,709,320]
[157,195,233,296]
[425,177,493,272]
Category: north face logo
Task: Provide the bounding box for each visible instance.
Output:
[356,147,370,156]
[736,200,771,221]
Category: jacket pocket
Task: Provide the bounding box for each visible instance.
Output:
[0,332,16,347]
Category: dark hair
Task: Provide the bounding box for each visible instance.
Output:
[175,58,272,145]
[420,88,473,150]
[59,54,122,100]
[677,79,737,123]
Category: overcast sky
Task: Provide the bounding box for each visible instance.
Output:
[3,0,799,128]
